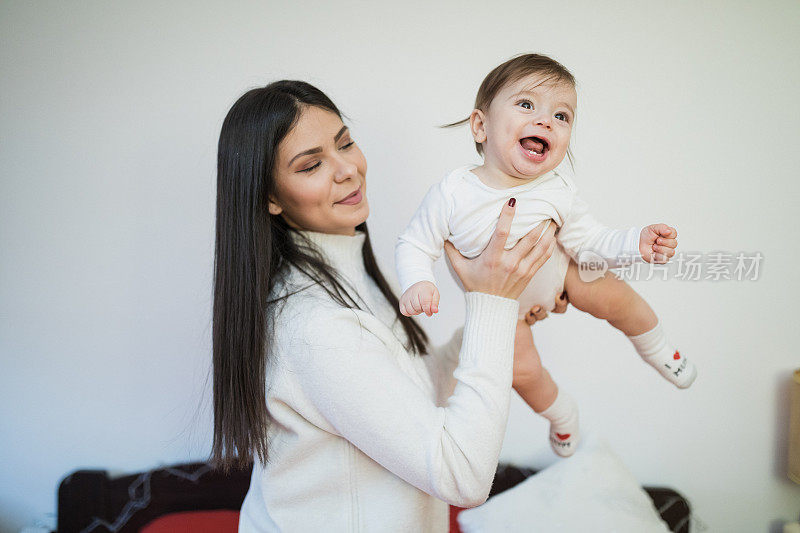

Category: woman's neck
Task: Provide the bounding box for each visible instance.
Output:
[292,229,366,273]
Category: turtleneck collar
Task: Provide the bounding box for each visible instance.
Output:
[290,229,367,280]
[285,228,402,335]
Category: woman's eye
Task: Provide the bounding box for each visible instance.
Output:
[340,140,355,150]
[298,161,321,173]
[517,100,532,110]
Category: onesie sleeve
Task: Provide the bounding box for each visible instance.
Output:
[395,179,453,294]
[556,179,644,267]
[285,292,518,508]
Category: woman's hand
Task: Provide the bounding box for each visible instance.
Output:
[523,290,570,325]
[443,199,557,300]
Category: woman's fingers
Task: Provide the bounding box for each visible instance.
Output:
[515,222,557,275]
[553,290,569,313]
[484,198,517,259]
[525,237,557,281]
[509,236,556,297]
[525,305,549,324]
[511,219,555,262]
[443,240,469,280]
[526,291,568,325]
[527,289,568,325]
[445,200,560,299]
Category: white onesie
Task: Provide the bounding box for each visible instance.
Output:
[395,165,644,319]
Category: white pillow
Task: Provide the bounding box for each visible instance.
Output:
[458,433,672,533]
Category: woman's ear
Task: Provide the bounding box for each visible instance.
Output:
[469,109,487,144]
[267,196,283,216]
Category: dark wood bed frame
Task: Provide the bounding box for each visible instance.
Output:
[56,461,691,532]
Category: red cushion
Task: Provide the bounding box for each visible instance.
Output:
[449,505,466,533]
[142,507,465,532]
[141,510,240,533]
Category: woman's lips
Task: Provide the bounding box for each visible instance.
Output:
[335,187,362,205]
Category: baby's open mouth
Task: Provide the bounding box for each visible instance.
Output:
[520,136,549,155]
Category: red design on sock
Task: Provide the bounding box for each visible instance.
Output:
[673,351,680,360]
[556,433,570,440]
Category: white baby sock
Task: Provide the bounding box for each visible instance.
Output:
[538,389,580,457]
[628,320,697,389]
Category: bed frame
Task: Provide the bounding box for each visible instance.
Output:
[56,461,691,532]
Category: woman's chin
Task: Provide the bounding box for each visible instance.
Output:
[348,203,370,229]
[356,204,370,226]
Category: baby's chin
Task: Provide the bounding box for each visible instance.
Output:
[508,158,556,181]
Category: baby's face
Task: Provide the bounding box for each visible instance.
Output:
[478,74,576,180]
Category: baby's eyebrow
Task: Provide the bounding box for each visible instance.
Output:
[508,89,534,101]
[557,101,575,115]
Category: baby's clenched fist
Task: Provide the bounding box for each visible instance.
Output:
[399,281,440,317]
[639,223,678,264]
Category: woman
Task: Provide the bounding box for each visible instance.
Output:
[210,80,561,532]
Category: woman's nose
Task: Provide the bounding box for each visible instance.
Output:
[333,157,357,182]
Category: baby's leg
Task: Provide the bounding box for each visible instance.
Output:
[562,261,656,335]
[514,319,579,457]
[563,262,697,388]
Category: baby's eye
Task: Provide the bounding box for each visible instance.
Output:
[517,100,533,110]
[555,112,569,122]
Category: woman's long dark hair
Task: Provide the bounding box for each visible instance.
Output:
[210,80,429,474]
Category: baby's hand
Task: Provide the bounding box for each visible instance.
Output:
[399,281,440,317]
[639,223,678,264]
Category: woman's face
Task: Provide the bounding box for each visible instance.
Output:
[269,106,368,235]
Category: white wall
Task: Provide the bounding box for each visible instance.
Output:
[2,1,798,531]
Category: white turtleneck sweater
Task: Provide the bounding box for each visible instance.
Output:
[238,229,520,532]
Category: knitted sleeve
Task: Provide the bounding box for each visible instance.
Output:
[285,292,518,508]
[422,326,464,407]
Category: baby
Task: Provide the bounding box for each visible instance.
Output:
[395,54,697,458]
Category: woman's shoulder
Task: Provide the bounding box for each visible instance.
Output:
[270,272,368,331]
[270,277,344,325]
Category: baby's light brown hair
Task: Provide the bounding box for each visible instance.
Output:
[445,53,577,167]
